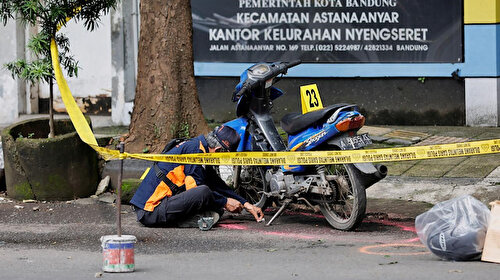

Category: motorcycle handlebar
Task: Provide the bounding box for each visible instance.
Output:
[232,85,247,102]
[286,60,301,68]
[274,60,301,77]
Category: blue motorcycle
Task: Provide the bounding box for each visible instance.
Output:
[223,61,387,231]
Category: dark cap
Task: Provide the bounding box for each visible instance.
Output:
[214,125,240,152]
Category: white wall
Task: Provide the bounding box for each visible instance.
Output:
[465,78,500,126]
[0,9,139,127]
[39,14,112,100]
[0,21,20,125]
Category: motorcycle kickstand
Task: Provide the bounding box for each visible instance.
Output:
[265,198,292,226]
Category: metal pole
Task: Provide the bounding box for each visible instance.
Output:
[48,78,55,138]
[116,142,124,237]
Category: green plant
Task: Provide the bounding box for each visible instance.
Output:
[170,121,191,139]
[178,121,190,139]
[153,123,162,139]
[418,77,426,84]
[0,0,118,138]
[17,132,35,139]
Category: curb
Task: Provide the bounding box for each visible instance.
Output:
[367,167,500,205]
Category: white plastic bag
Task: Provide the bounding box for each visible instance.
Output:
[415,195,490,261]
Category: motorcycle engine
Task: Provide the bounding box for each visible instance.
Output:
[267,170,294,194]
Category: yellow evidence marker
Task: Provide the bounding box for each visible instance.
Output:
[300,84,323,114]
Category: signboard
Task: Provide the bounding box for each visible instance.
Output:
[191,0,463,63]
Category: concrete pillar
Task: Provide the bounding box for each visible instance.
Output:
[0,20,24,126]
[464,0,500,126]
[465,78,500,126]
[16,21,26,114]
[111,0,139,125]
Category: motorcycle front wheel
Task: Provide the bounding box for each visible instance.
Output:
[318,163,366,231]
[235,166,270,210]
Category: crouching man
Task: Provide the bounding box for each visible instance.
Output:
[130,125,264,229]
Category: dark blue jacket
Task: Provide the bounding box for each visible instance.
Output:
[130,135,247,211]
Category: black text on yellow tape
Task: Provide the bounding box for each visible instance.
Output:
[105,139,499,166]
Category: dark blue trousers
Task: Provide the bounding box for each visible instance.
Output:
[135,185,221,227]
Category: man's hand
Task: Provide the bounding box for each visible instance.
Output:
[244,202,264,222]
[225,198,243,213]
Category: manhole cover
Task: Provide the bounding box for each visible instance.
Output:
[383,130,430,141]
[413,135,469,146]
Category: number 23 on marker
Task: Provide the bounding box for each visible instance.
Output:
[300,84,323,114]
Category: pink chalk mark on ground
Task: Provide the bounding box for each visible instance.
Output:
[367,219,421,244]
[401,237,421,243]
[218,224,248,230]
[368,219,416,233]
[218,213,422,244]
[359,219,427,255]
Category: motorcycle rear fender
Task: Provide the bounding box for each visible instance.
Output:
[326,133,387,188]
[327,133,370,166]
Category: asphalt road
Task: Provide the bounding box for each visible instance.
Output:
[0,199,499,279]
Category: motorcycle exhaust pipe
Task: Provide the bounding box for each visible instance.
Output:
[373,164,388,179]
[352,163,387,189]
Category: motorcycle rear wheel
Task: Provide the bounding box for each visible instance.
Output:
[319,163,366,231]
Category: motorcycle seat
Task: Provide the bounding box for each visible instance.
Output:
[280,104,351,135]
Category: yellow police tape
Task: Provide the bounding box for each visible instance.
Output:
[50,20,500,166]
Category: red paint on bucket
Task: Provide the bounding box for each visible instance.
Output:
[101,235,137,273]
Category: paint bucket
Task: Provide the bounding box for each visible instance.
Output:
[100,235,137,272]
